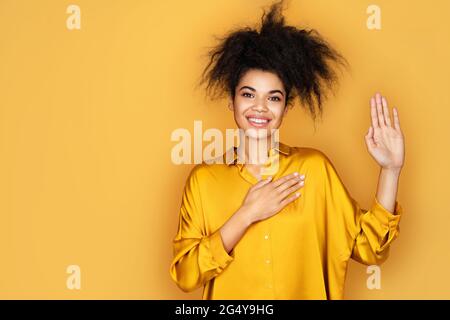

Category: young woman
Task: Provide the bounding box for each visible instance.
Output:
[169,0,404,299]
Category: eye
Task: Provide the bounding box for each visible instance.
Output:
[242,92,253,98]
[270,96,281,101]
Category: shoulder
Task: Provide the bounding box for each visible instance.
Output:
[185,162,208,182]
[288,146,333,167]
[288,146,338,185]
[184,161,222,186]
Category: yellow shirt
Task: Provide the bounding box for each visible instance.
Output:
[169,142,403,299]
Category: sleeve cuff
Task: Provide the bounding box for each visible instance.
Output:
[208,229,235,268]
[371,197,403,228]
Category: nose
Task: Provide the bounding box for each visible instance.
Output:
[251,97,269,113]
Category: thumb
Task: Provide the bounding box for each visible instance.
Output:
[365,126,376,149]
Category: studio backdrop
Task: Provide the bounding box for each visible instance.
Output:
[1,0,449,299]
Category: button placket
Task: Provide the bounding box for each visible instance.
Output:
[262,221,274,294]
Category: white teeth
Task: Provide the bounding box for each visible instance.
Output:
[248,117,269,124]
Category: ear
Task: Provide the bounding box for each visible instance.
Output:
[283,103,291,116]
[228,98,234,111]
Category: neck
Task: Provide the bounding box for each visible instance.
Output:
[237,130,278,165]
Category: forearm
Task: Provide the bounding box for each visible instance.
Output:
[219,207,253,253]
[375,167,401,213]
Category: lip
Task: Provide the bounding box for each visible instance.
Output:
[245,115,272,128]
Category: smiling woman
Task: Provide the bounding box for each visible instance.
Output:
[170,0,405,300]
[196,0,348,163]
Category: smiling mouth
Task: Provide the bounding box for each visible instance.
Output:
[246,116,272,128]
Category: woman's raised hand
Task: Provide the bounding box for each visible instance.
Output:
[365,92,405,171]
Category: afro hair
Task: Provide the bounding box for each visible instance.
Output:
[197,0,349,123]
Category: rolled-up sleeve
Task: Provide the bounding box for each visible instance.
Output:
[351,196,402,265]
[169,166,235,292]
[321,153,403,266]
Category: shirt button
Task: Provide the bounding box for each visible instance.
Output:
[267,284,273,289]
[264,235,269,240]
[265,259,271,264]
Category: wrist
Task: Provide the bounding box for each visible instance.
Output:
[236,206,255,227]
[381,166,402,177]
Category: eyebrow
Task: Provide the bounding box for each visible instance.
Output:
[239,86,284,96]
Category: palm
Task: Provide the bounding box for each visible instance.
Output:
[365,93,405,170]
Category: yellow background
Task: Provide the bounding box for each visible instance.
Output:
[1,0,449,299]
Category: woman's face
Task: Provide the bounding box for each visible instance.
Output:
[229,69,290,140]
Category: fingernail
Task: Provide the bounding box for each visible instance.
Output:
[300,174,305,179]
[295,192,300,197]
[294,172,298,176]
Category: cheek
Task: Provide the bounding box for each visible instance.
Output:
[270,107,286,124]
[231,105,248,126]
[232,101,248,118]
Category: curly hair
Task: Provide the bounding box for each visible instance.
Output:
[197,0,349,123]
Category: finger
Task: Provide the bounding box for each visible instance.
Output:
[370,97,379,128]
[280,192,301,207]
[278,180,304,200]
[366,125,373,138]
[375,92,385,127]
[393,107,401,131]
[365,126,376,148]
[252,176,272,190]
[272,172,302,188]
[275,174,304,192]
[382,96,392,127]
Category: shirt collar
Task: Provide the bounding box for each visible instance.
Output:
[223,141,291,166]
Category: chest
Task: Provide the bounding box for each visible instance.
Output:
[199,169,319,236]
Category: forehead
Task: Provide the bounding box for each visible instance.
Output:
[237,69,284,91]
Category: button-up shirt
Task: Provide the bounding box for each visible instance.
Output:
[169,142,403,299]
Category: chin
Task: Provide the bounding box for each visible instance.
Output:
[243,127,273,140]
